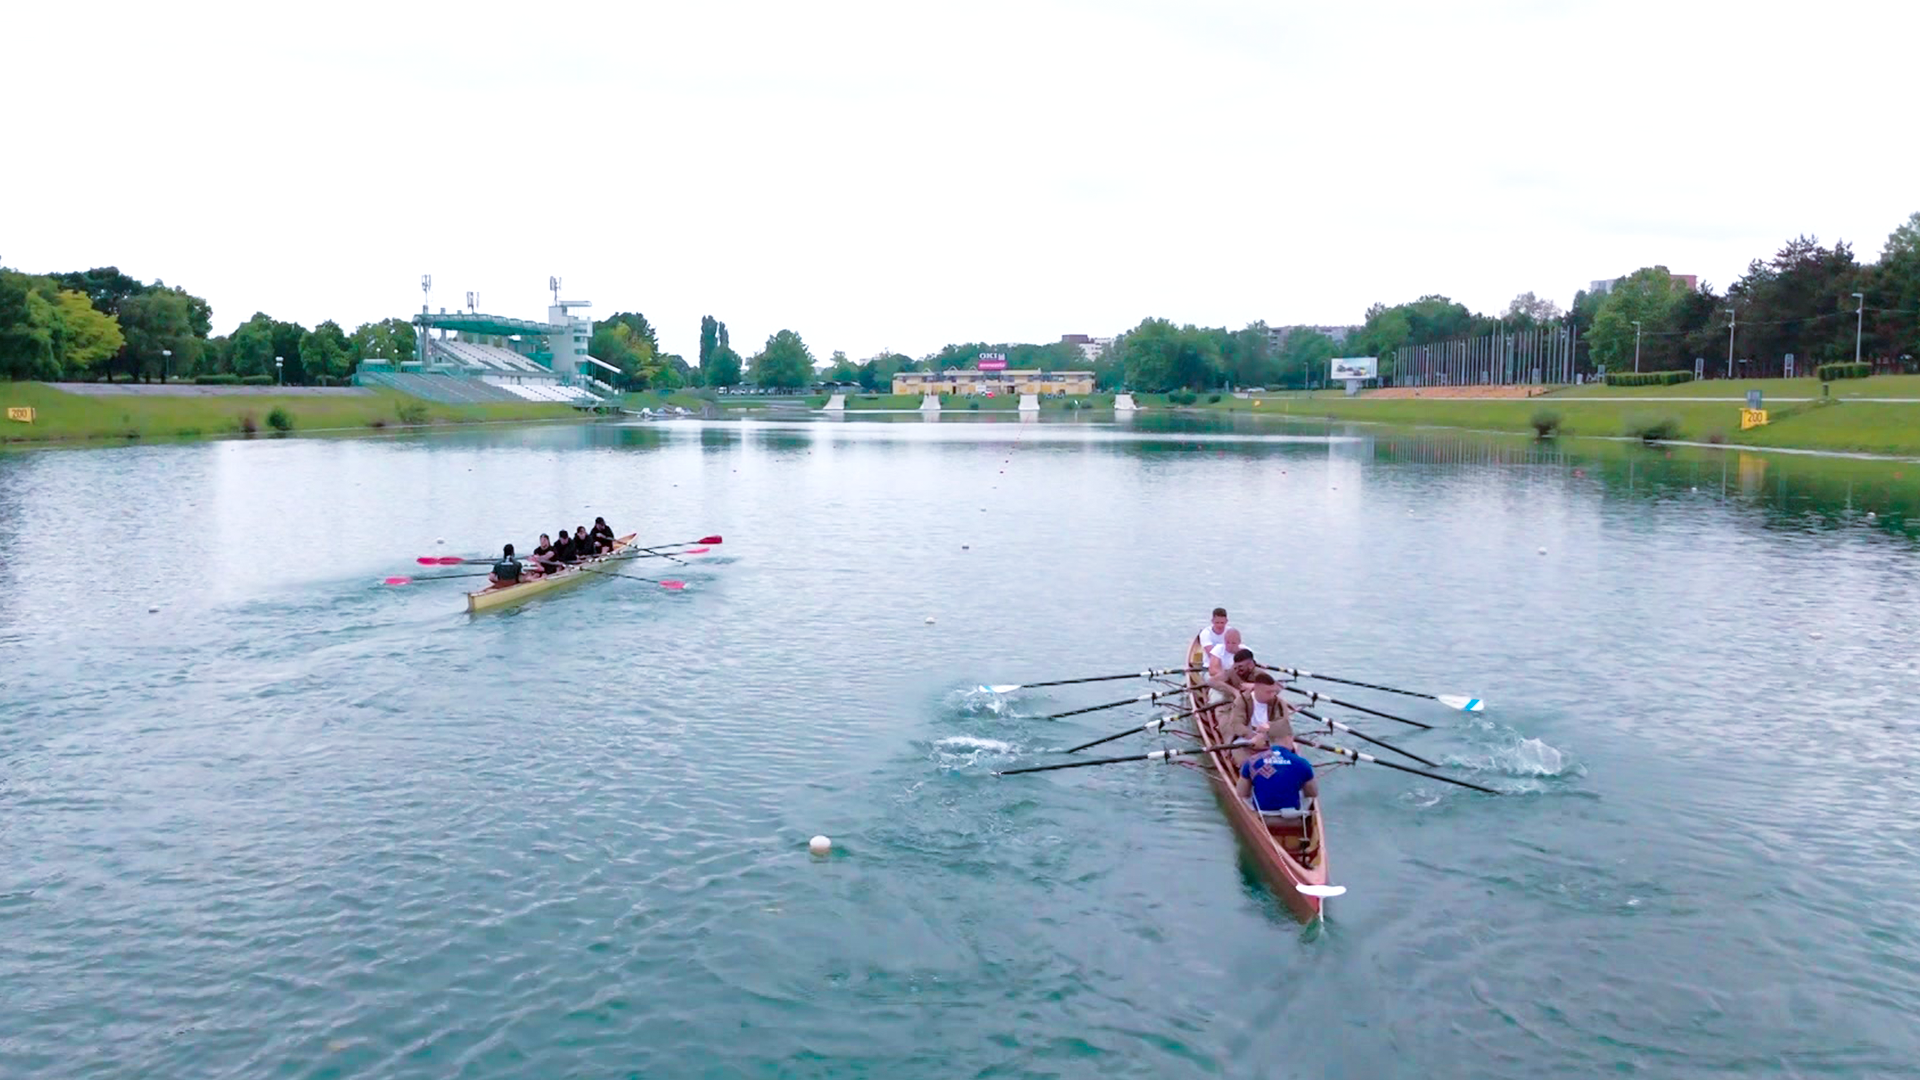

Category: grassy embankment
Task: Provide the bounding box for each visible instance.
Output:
[1159,377,1920,457]
[0,383,582,445]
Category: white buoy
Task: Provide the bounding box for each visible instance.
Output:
[925,616,936,624]
[1537,547,1547,555]
[148,606,159,613]
[1810,631,1824,640]
[809,835,832,856]
[436,537,445,545]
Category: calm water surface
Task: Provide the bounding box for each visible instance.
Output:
[3,416,1919,1079]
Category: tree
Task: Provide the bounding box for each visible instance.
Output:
[49,289,123,378]
[298,320,351,384]
[699,315,718,369]
[1589,267,1689,373]
[825,350,857,382]
[704,343,742,387]
[1884,211,1920,261]
[269,320,308,382]
[1276,329,1336,389]
[1505,291,1564,325]
[748,329,813,389]
[0,270,58,379]
[1112,318,1219,392]
[117,289,202,381]
[349,318,417,367]
[591,320,662,389]
[230,315,276,377]
[48,267,148,319]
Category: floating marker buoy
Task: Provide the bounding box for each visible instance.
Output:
[1809,631,1824,640]
[1537,547,1547,555]
[810,835,832,856]
[436,538,445,545]
[148,606,159,613]
[925,616,936,624]
[961,545,970,550]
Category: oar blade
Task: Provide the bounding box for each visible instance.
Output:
[978,684,1023,694]
[684,546,711,554]
[1437,695,1484,712]
[382,576,413,586]
[698,535,723,545]
[1296,884,1347,899]
[659,580,688,590]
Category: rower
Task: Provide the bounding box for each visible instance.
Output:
[1199,607,1231,664]
[1236,726,1318,822]
[1207,644,1259,697]
[1206,628,1246,680]
[574,525,596,557]
[552,528,577,565]
[528,533,557,576]
[488,543,523,587]
[1223,672,1297,763]
[591,516,615,550]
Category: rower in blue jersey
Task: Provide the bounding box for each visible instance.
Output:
[1236,727,1319,817]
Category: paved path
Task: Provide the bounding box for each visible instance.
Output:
[51,383,372,398]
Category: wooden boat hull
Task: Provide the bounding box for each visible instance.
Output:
[1184,635,1331,922]
[466,533,639,613]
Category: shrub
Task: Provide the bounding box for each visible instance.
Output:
[194,374,241,385]
[396,402,429,425]
[1207,392,1221,403]
[367,417,387,429]
[967,400,980,410]
[1167,390,1199,406]
[1603,370,1694,387]
[238,413,258,434]
[1624,414,1681,441]
[239,374,274,385]
[266,406,293,431]
[1530,409,1561,438]
[1815,361,1870,381]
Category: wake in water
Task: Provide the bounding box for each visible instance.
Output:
[1437,720,1585,795]
[929,735,1021,771]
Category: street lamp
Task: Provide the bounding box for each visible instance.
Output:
[1725,308,1737,379]
[1853,292,1865,366]
[161,348,172,383]
[275,355,284,386]
[1631,320,1642,373]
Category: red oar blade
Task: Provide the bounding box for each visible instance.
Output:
[416,556,468,565]
[697,535,722,545]
[660,580,687,590]
[383,576,414,586]
[684,547,711,555]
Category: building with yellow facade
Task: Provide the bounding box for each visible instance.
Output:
[892,369,1096,396]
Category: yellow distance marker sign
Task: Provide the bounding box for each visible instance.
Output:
[1740,408,1769,430]
[6,406,35,423]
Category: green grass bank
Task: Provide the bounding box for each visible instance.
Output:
[1,383,584,446]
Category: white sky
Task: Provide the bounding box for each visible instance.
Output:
[7,0,1915,364]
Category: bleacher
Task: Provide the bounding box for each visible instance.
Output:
[431,338,552,374]
[484,380,598,405]
[357,370,524,405]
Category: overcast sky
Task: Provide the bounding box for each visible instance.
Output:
[8,0,1915,364]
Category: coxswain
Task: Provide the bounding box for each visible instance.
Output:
[488,543,523,587]
[552,528,577,564]
[1236,726,1319,819]
[590,516,615,551]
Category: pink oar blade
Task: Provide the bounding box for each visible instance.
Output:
[416,556,468,565]
[684,547,711,555]
[382,576,413,586]
[660,581,687,590]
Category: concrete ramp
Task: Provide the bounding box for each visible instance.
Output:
[1019,393,1040,412]
[824,393,846,411]
[919,394,941,412]
[1114,393,1138,412]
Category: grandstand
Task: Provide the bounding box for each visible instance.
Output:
[354,279,625,408]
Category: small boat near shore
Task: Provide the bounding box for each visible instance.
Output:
[1182,635,1332,922]
[466,533,639,613]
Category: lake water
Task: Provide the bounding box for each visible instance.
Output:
[4,415,1919,1079]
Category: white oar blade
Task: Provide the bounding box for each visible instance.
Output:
[980,684,1023,695]
[1437,695,1484,712]
[1296,883,1347,898]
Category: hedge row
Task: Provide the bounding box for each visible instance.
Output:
[1816,362,1870,381]
[1603,370,1695,387]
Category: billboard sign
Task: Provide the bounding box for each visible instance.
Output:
[978,352,1007,371]
[1329,356,1378,381]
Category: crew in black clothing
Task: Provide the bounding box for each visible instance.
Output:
[528,533,557,576]
[591,517,615,551]
[552,529,577,564]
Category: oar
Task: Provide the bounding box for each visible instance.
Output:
[414,535,720,566]
[1035,687,1190,721]
[1062,700,1226,754]
[977,667,1202,694]
[382,570,497,585]
[1282,687,1432,731]
[1291,705,1437,768]
[571,565,687,590]
[1295,736,1499,795]
[1268,666,1483,712]
[994,742,1243,776]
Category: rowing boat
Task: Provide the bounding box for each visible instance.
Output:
[1183,635,1332,922]
[465,533,639,613]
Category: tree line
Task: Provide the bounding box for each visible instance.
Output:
[9,209,1912,391]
